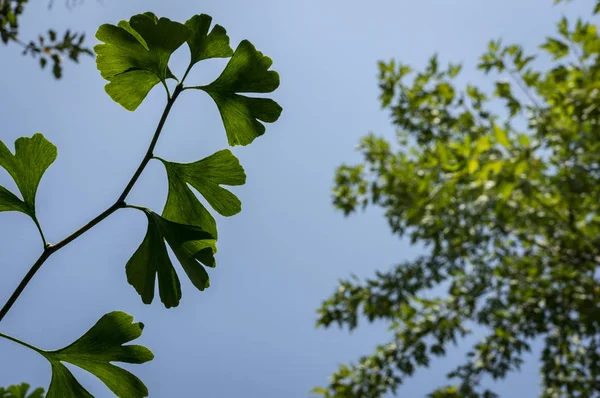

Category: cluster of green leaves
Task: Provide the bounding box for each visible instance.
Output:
[0,0,27,43]
[0,11,280,397]
[316,2,600,397]
[21,29,92,79]
[0,0,92,78]
[0,383,43,398]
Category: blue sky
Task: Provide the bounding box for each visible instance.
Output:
[0,0,594,397]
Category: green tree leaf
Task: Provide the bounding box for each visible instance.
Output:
[196,40,282,146]
[185,14,233,65]
[6,312,153,398]
[0,134,57,218]
[127,208,216,307]
[0,185,27,213]
[0,383,44,398]
[540,37,570,59]
[95,12,191,110]
[159,149,246,239]
[493,124,511,148]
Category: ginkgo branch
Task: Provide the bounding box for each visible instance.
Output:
[0,82,186,324]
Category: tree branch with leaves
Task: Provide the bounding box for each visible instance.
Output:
[0,0,93,78]
[315,1,600,397]
[0,12,281,397]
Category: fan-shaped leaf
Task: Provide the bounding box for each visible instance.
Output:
[159,149,246,239]
[197,40,282,146]
[185,14,233,65]
[126,209,216,307]
[95,12,191,110]
[0,134,57,218]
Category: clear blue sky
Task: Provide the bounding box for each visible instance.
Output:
[0,0,593,397]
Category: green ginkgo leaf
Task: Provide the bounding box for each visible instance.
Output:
[6,312,153,398]
[127,208,216,308]
[0,134,57,218]
[95,12,191,111]
[185,14,233,65]
[0,185,28,213]
[0,383,44,398]
[197,40,282,146]
[158,149,246,239]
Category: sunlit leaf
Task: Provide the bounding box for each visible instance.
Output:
[467,158,479,174]
[540,37,570,60]
[493,124,511,149]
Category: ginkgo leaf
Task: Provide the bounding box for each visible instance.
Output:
[95,12,191,110]
[158,149,246,239]
[0,383,44,398]
[0,185,27,213]
[196,40,282,146]
[7,312,153,398]
[127,208,216,308]
[185,14,233,65]
[46,364,93,398]
[0,134,57,218]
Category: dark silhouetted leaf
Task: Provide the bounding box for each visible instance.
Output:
[127,208,216,307]
[42,312,153,398]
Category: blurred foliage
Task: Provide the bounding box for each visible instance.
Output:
[0,0,92,78]
[0,383,44,398]
[316,1,600,397]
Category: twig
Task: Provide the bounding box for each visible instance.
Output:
[0,83,185,323]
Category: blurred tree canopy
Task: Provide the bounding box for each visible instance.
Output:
[0,0,92,78]
[316,1,600,397]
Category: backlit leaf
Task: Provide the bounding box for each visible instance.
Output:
[197,40,282,146]
[493,124,511,148]
[9,312,154,398]
[95,12,191,110]
[127,208,216,307]
[0,134,57,218]
[185,14,233,65]
[159,149,246,238]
